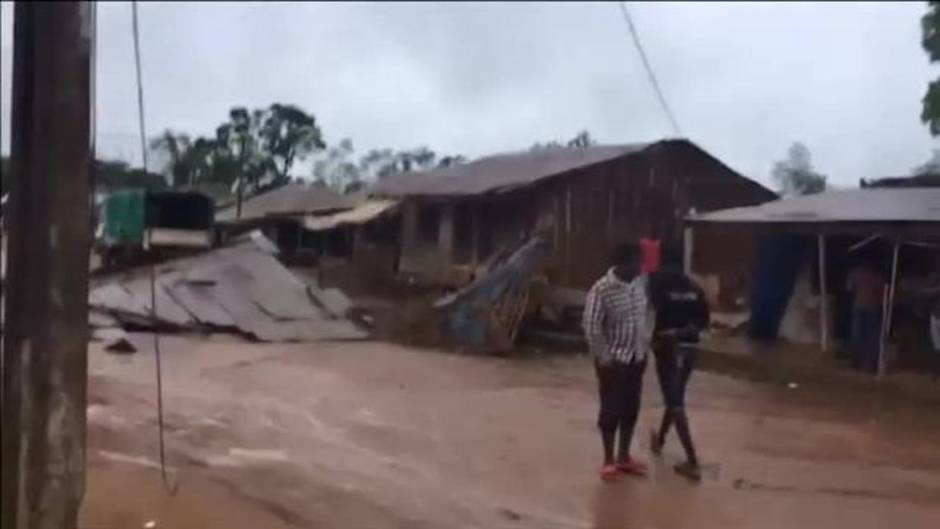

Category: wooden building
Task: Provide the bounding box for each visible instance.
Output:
[214,183,356,261]
[371,139,776,299]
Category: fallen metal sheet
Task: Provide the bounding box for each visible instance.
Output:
[165,281,236,328]
[307,285,353,319]
[88,233,367,342]
[120,275,196,327]
[89,283,151,319]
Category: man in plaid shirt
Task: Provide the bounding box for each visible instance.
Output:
[583,242,653,480]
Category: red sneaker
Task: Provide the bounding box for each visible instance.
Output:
[599,464,619,481]
[616,458,648,476]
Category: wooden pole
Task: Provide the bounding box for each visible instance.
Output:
[818,234,829,352]
[2,2,95,527]
[683,226,693,276]
[470,203,481,267]
[880,241,901,377]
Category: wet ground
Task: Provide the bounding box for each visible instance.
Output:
[82,335,940,528]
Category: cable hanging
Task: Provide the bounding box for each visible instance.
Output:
[131,0,178,496]
[617,2,682,137]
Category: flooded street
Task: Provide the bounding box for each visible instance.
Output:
[82,335,940,528]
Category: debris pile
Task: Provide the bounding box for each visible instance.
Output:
[89,232,367,344]
[386,232,551,353]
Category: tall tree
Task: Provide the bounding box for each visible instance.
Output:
[922,1,940,135]
[771,142,827,196]
[260,103,325,185]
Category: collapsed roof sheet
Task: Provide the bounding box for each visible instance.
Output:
[89,234,367,342]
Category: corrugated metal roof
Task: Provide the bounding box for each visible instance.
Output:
[89,233,367,342]
[216,183,353,222]
[302,199,399,232]
[861,173,940,188]
[688,188,940,224]
[370,143,656,197]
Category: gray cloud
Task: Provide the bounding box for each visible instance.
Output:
[1,1,937,187]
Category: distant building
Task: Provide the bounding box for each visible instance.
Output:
[215,183,358,260]
[370,139,775,300]
[860,173,940,189]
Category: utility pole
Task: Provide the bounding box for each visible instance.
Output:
[1,2,95,528]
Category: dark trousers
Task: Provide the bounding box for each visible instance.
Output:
[595,360,645,452]
[653,340,698,464]
[851,308,882,373]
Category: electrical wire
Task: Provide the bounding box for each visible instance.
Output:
[617,2,682,137]
[131,0,178,496]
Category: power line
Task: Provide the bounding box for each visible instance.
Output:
[131,0,178,496]
[617,2,682,137]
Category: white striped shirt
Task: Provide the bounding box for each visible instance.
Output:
[582,268,654,364]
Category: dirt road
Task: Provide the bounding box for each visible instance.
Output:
[82,335,940,528]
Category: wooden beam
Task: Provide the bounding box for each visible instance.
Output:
[818,234,829,352]
[880,241,901,377]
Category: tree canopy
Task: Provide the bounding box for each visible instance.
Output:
[922,1,940,135]
[771,142,827,196]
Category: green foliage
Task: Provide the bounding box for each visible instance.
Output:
[148,102,465,195]
[260,103,325,184]
[150,103,324,196]
[922,1,940,136]
[771,142,827,196]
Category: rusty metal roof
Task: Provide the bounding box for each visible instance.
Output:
[216,183,354,223]
[688,188,940,224]
[370,142,658,197]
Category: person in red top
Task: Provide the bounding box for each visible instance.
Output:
[846,259,887,373]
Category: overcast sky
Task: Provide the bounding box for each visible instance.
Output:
[1,1,938,188]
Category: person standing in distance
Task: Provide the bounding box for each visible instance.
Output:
[647,245,710,481]
[583,242,653,481]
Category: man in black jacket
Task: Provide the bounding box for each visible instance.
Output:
[647,245,710,481]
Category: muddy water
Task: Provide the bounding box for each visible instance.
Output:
[80,463,293,529]
[85,335,940,528]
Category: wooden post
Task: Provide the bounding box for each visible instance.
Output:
[683,226,693,275]
[438,203,456,270]
[880,241,901,377]
[470,203,481,267]
[818,234,829,352]
[564,182,572,284]
[2,3,95,527]
[399,199,418,273]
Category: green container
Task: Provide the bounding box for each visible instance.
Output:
[102,189,147,245]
